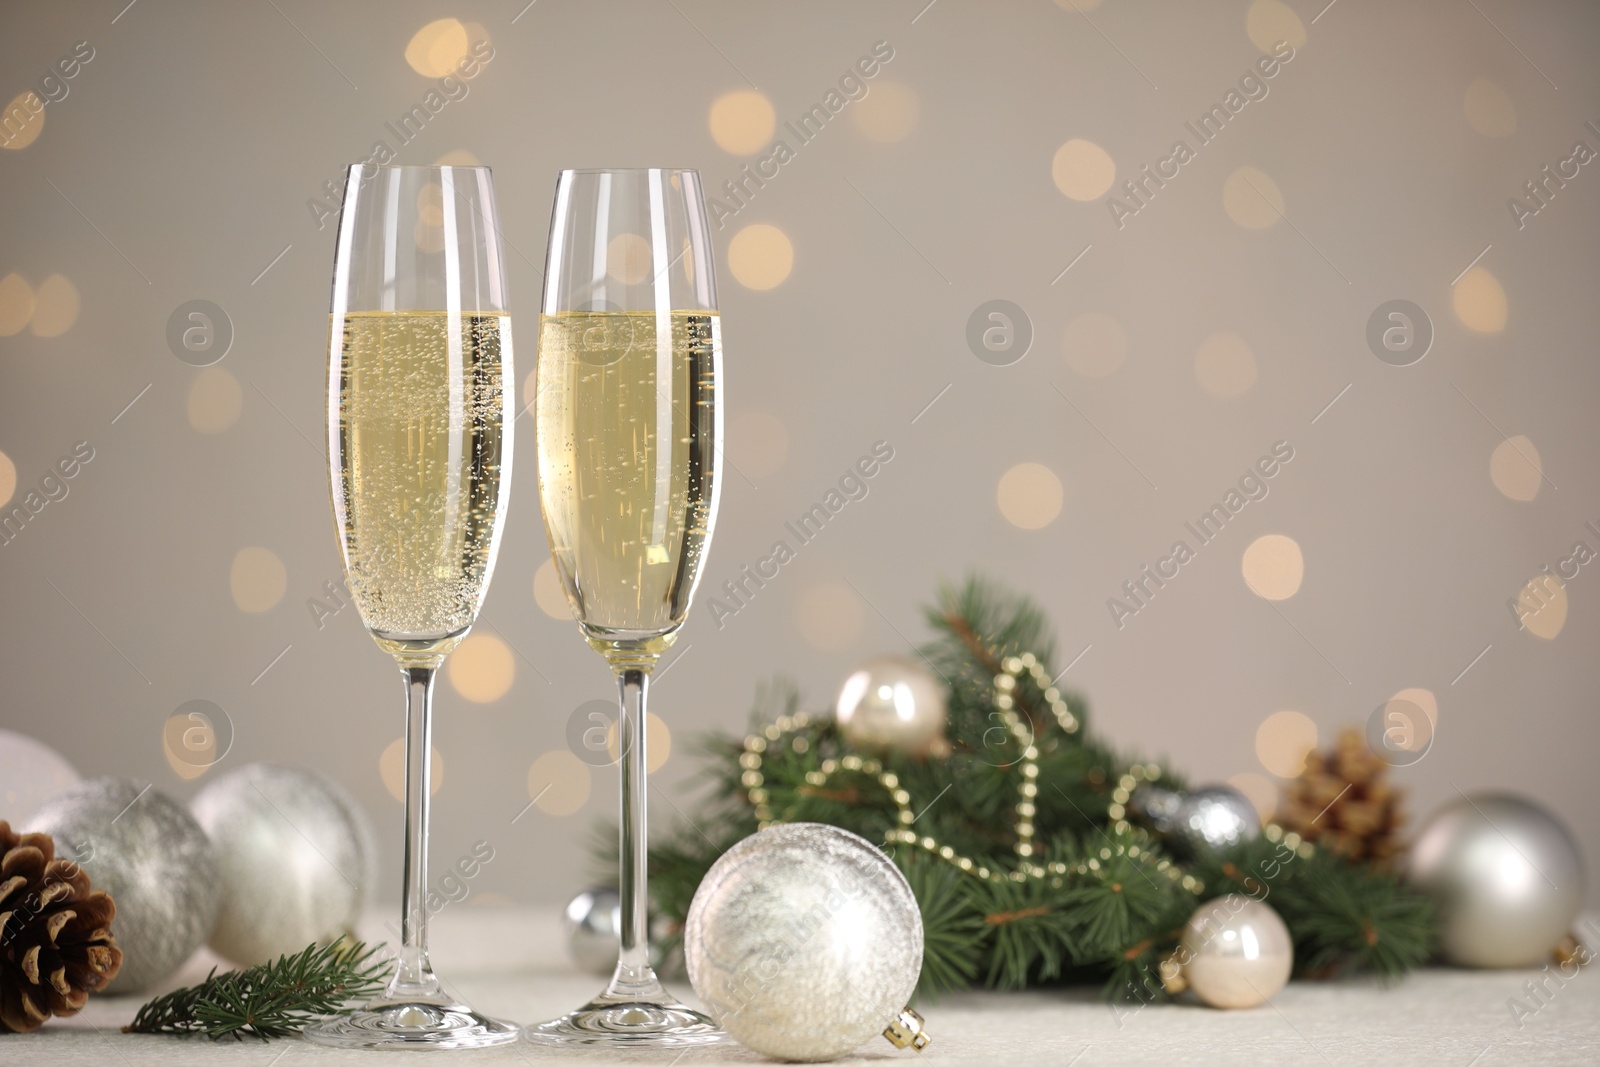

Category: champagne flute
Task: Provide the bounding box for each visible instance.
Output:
[525,169,723,1047]
[305,163,520,1050]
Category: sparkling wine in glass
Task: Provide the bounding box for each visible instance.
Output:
[524,168,724,1047]
[304,163,520,1050]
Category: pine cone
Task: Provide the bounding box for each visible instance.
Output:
[1275,728,1405,866]
[0,821,123,1033]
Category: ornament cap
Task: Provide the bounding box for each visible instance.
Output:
[883,1006,930,1051]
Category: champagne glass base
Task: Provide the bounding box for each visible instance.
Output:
[303,999,521,1050]
[523,994,725,1048]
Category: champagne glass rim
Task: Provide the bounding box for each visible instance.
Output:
[557,167,700,177]
[344,162,494,174]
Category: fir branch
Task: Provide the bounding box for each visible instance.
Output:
[124,939,388,1041]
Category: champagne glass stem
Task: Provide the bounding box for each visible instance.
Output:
[613,667,655,991]
[393,664,442,999]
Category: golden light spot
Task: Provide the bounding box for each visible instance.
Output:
[381,738,443,801]
[1061,312,1127,379]
[1052,139,1116,201]
[1256,710,1318,777]
[1389,687,1439,729]
[1490,436,1542,501]
[435,149,482,166]
[604,712,672,773]
[1246,0,1306,53]
[533,559,572,620]
[727,223,793,290]
[1227,772,1279,823]
[187,366,242,433]
[708,90,776,155]
[1464,78,1516,137]
[1242,534,1304,600]
[0,92,45,150]
[729,409,789,479]
[29,274,79,337]
[1514,574,1567,640]
[416,183,445,227]
[853,82,919,143]
[1453,266,1507,333]
[1381,688,1437,755]
[997,462,1064,530]
[230,546,287,613]
[0,451,14,508]
[405,18,470,78]
[163,710,218,782]
[1194,331,1257,397]
[528,750,590,815]
[1223,166,1284,228]
[606,232,652,285]
[797,582,866,652]
[414,218,446,254]
[446,632,515,703]
[0,273,34,336]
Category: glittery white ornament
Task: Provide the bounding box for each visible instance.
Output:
[1166,894,1293,1009]
[1407,792,1584,968]
[0,729,80,823]
[685,823,929,1062]
[835,655,947,755]
[29,777,221,993]
[191,763,376,967]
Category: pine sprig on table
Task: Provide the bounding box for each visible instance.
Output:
[124,939,388,1041]
[631,575,1437,1000]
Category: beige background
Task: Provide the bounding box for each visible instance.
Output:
[1,0,1596,908]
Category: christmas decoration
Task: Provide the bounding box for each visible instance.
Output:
[634,578,1436,1000]
[835,655,948,755]
[685,823,927,1062]
[1127,784,1259,861]
[0,822,122,1033]
[0,730,80,824]
[563,885,622,975]
[1162,894,1293,1009]
[29,777,221,993]
[126,938,387,1040]
[1407,793,1584,968]
[1276,727,1405,866]
[191,763,375,967]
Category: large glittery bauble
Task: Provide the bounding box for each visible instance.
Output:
[1178,894,1293,1009]
[0,729,80,823]
[28,777,221,993]
[1129,784,1259,861]
[564,885,622,975]
[191,763,375,967]
[685,823,924,1062]
[835,655,947,755]
[1406,792,1584,968]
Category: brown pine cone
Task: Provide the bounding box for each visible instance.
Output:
[1275,727,1406,867]
[0,821,123,1033]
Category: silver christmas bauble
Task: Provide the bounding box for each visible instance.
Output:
[1406,792,1584,968]
[564,885,622,975]
[29,777,221,993]
[0,728,80,822]
[191,762,375,967]
[835,655,947,755]
[685,823,926,1062]
[1173,894,1293,1009]
[1129,784,1259,861]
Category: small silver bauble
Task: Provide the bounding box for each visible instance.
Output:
[191,762,376,967]
[0,728,80,823]
[1167,894,1293,1009]
[1406,792,1584,968]
[685,822,928,1062]
[1129,783,1259,860]
[835,655,947,755]
[564,885,622,975]
[29,777,221,993]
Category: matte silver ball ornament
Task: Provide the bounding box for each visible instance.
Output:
[191,762,376,967]
[28,777,221,993]
[1406,792,1584,968]
[1167,894,1294,1009]
[835,655,947,755]
[1129,783,1260,860]
[685,823,928,1062]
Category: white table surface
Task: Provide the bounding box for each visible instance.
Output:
[14,907,1599,1066]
